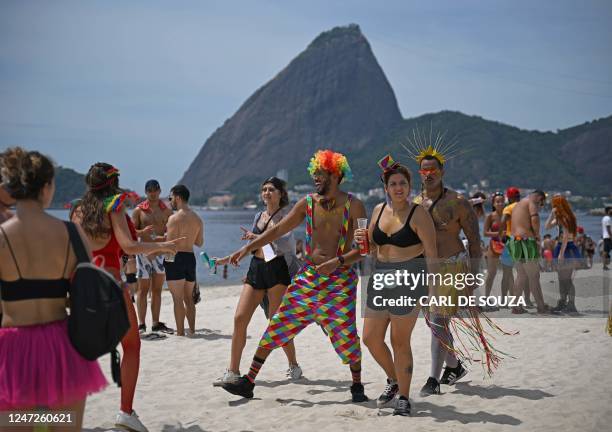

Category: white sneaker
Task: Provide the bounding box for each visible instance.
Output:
[115,410,148,432]
[286,364,303,380]
[213,369,241,387]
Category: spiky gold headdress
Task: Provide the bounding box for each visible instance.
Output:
[402,124,463,166]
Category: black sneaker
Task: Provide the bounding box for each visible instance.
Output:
[561,303,578,314]
[419,377,440,396]
[138,324,146,334]
[152,322,174,334]
[440,361,468,385]
[350,383,369,402]
[221,376,254,399]
[377,379,399,407]
[551,300,566,313]
[393,396,411,416]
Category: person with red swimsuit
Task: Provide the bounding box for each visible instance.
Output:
[79,163,181,432]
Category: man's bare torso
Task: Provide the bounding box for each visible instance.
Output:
[309,192,355,265]
[167,209,202,252]
[511,198,538,238]
[133,201,172,242]
[416,188,466,259]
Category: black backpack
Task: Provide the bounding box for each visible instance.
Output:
[64,222,130,386]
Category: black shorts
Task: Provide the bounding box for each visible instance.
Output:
[164,252,196,282]
[245,256,291,290]
[605,238,612,257]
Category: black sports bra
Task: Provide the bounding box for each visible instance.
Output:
[372,203,421,248]
[0,226,70,302]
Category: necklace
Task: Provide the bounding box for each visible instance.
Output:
[319,197,336,211]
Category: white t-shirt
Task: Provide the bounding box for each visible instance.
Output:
[603,215,611,239]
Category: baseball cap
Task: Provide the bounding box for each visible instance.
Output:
[505,187,520,199]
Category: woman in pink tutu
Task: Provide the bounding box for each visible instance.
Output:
[0,147,106,430]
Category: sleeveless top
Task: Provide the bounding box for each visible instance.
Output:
[372,203,420,247]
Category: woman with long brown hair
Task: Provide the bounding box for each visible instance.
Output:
[80,162,180,432]
[545,195,581,313]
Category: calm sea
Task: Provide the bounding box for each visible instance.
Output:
[47,209,605,286]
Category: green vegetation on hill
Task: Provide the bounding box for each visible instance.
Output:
[52,166,86,208]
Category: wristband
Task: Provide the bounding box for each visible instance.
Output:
[337,255,345,266]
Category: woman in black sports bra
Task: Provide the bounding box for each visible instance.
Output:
[354,157,437,416]
[0,147,106,428]
[213,177,302,386]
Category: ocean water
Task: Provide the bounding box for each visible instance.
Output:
[47,208,605,286]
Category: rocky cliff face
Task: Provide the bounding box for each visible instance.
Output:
[179,24,402,201]
[179,24,610,200]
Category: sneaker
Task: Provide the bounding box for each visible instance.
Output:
[419,377,440,396]
[213,369,241,387]
[138,324,146,334]
[286,364,303,380]
[350,382,369,403]
[152,322,174,334]
[561,303,578,314]
[221,375,254,399]
[440,361,468,385]
[115,410,148,432]
[551,300,566,313]
[392,396,411,416]
[376,379,399,408]
[524,301,536,309]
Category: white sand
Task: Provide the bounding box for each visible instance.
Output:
[83,269,612,431]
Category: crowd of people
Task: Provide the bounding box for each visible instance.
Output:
[0,144,610,430]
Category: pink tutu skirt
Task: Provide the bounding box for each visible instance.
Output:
[0,319,107,410]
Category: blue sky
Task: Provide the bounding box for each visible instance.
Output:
[1,0,611,191]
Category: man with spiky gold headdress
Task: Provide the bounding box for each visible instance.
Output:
[404,128,482,395]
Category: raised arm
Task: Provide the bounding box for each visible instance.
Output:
[231,198,307,264]
[110,211,177,255]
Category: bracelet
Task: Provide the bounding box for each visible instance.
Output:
[337,255,345,266]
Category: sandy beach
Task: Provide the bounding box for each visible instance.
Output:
[83,268,612,432]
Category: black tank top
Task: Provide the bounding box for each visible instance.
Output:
[372,203,421,248]
[0,226,70,302]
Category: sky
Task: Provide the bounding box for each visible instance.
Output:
[1,0,611,191]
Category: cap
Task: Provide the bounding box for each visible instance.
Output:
[506,187,520,199]
[144,179,161,192]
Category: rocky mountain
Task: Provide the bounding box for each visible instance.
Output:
[180,24,402,202]
[52,166,86,208]
[180,24,610,201]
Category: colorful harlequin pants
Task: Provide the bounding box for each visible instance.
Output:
[259,264,362,365]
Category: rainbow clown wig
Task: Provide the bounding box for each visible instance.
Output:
[307,150,353,183]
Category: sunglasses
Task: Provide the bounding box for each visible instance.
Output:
[418,168,441,176]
